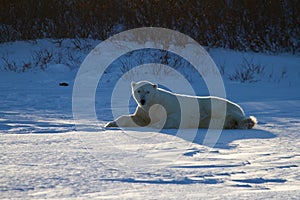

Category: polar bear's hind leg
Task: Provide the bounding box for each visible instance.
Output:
[224,116,239,129]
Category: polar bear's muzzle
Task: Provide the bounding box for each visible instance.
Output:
[140,99,146,105]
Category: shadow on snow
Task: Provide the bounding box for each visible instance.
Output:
[112,126,276,150]
[158,127,276,149]
[101,177,222,185]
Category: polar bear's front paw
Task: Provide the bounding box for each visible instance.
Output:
[105,121,118,127]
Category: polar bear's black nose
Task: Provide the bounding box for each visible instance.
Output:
[141,99,146,105]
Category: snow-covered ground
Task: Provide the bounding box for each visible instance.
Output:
[0,39,299,199]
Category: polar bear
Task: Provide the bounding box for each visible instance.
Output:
[105,81,257,129]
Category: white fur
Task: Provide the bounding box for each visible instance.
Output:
[105,81,257,129]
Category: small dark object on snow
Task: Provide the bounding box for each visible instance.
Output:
[59,82,69,86]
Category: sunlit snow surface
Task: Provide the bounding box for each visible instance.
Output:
[0,40,299,199]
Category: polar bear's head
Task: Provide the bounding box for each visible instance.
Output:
[131,81,158,108]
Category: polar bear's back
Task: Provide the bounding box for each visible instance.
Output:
[157,88,244,117]
[155,88,246,129]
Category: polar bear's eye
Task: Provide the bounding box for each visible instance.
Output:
[146,91,150,94]
[137,90,140,93]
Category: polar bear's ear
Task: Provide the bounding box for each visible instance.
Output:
[152,84,158,89]
[131,81,136,88]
